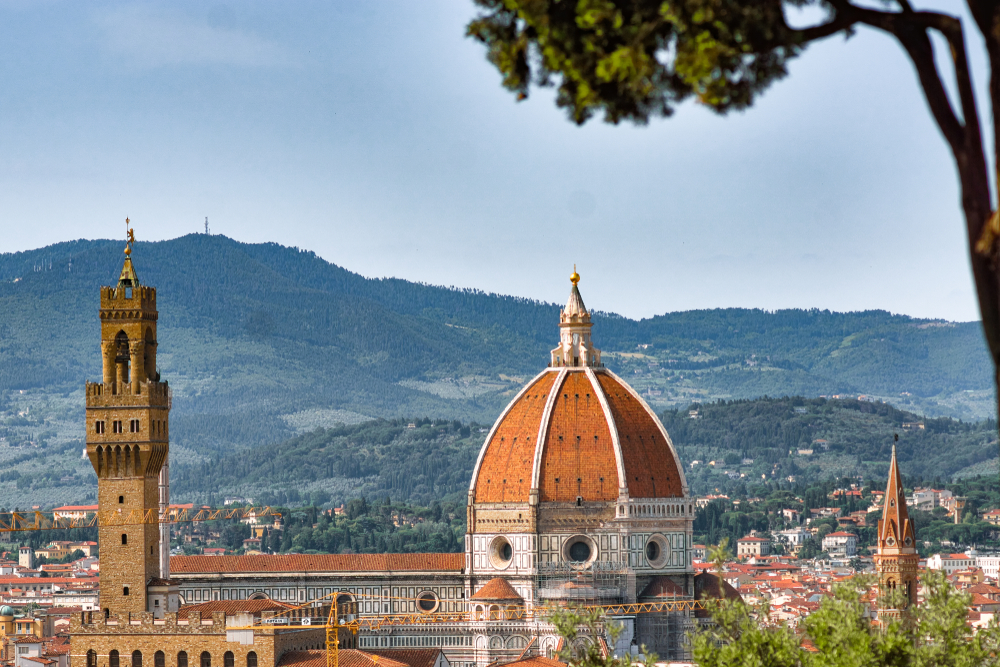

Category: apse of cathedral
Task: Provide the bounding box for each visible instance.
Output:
[70,236,700,667]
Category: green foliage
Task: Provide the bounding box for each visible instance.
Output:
[269,498,464,554]
[467,0,803,124]
[547,606,656,667]
[693,568,1000,667]
[172,418,484,507]
[663,396,998,494]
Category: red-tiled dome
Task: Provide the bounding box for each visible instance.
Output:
[471,368,685,503]
[469,273,686,505]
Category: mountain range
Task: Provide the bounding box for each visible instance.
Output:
[0,234,994,507]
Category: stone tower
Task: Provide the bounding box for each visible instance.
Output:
[875,439,918,620]
[85,229,170,615]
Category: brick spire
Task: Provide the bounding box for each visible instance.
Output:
[875,436,918,619]
[877,441,916,553]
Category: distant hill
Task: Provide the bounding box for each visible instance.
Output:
[0,235,995,507]
[168,398,998,507]
[663,397,999,495]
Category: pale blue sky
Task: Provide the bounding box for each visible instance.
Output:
[0,1,985,322]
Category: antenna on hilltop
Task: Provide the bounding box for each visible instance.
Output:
[205,217,210,235]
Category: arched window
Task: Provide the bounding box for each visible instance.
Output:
[247,653,258,667]
[224,653,234,667]
[87,650,97,667]
[201,652,212,667]
[132,650,142,667]
[155,652,165,667]
[178,652,188,667]
[110,651,120,667]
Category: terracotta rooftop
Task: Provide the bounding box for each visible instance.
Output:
[278,651,412,667]
[171,553,463,574]
[470,284,686,505]
[470,578,523,601]
[176,599,293,619]
[638,576,687,599]
[367,650,444,667]
[495,658,566,667]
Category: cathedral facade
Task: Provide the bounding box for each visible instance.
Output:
[70,241,698,667]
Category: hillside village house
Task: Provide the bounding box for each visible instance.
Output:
[927,553,977,574]
[736,536,771,558]
[821,532,857,558]
[773,528,812,553]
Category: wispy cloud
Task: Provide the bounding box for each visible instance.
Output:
[93,5,295,68]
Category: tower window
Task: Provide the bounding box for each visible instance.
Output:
[95,421,105,434]
[123,586,130,596]
[119,496,124,504]
[130,419,140,433]
[113,421,123,434]
[121,534,128,545]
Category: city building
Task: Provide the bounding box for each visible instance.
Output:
[736,536,770,559]
[927,553,978,574]
[773,528,811,553]
[70,232,326,667]
[70,249,710,666]
[821,532,857,558]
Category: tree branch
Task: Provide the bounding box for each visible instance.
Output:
[826,2,966,153]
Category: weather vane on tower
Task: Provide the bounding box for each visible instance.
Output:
[125,218,135,256]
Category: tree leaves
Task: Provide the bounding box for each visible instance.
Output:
[467,0,810,123]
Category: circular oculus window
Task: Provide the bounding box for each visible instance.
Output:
[645,534,670,569]
[416,591,439,613]
[563,535,597,567]
[489,536,514,569]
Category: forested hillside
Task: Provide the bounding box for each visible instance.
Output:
[665,397,999,496]
[168,399,997,508]
[0,235,995,507]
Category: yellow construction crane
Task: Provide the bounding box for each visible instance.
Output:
[231,589,707,667]
[0,506,280,532]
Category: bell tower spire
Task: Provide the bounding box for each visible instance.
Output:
[875,434,918,621]
[550,266,602,368]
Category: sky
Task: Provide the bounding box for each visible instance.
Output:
[0,1,987,322]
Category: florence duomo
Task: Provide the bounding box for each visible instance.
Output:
[6,1,1000,665]
[66,225,717,666]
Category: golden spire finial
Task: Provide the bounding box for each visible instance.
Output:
[124,218,135,256]
[570,264,580,285]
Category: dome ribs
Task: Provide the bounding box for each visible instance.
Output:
[596,373,684,498]
[473,371,557,503]
[539,372,617,502]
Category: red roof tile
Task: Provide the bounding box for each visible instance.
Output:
[496,658,566,667]
[171,553,463,574]
[176,600,292,619]
[638,576,687,599]
[278,651,411,667]
[367,650,443,667]
[470,578,523,601]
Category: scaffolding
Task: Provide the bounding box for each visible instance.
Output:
[535,561,629,605]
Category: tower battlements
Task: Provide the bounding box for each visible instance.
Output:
[100,284,158,313]
[86,381,170,406]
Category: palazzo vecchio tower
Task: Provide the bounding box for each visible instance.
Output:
[84,222,172,616]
